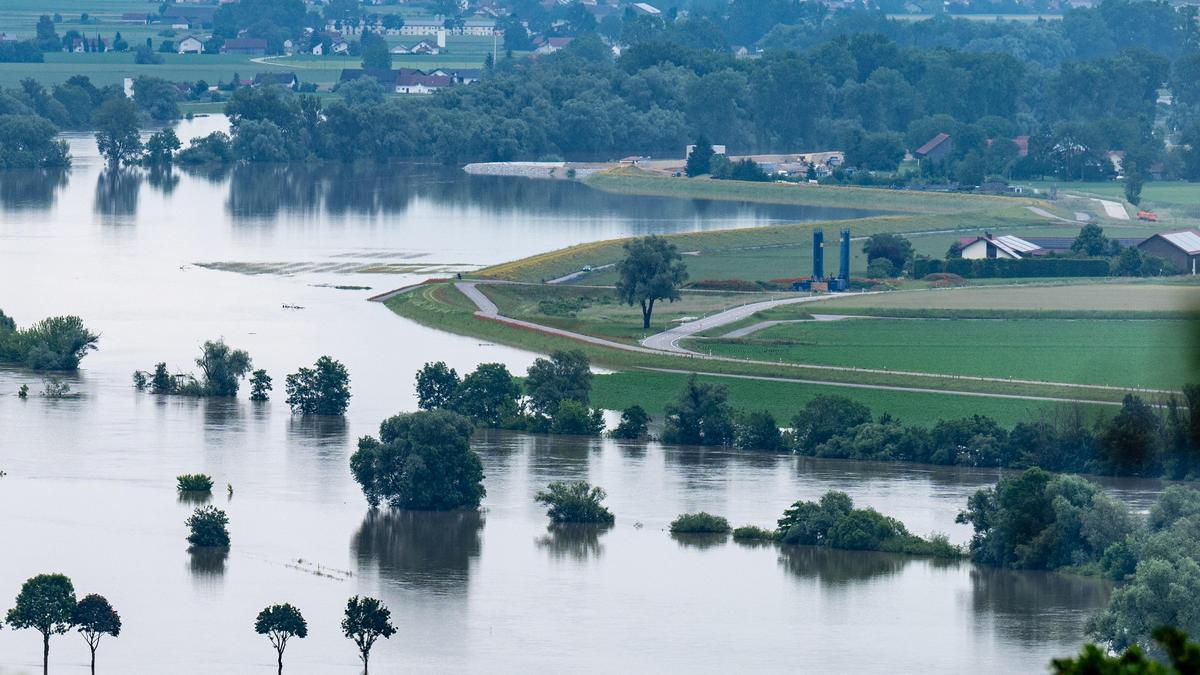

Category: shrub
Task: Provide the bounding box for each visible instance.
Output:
[734,410,783,451]
[186,506,230,548]
[611,405,650,439]
[549,399,605,436]
[670,512,731,534]
[534,481,615,524]
[176,473,214,492]
[732,525,776,541]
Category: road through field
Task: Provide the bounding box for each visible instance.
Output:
[447,281,1172,399]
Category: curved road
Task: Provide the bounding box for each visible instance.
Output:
[449,282,1169,397]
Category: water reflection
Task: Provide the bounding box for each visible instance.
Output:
[188,547,228,585]
[968,566,1112,646]
[536,523,612,562]
[146,165,180,195]
[177,491,213,506]
[778,545,913,585]
[93,167,141,218]
[670,532,729,550]
[352,509,484,594]
[0,167,68,210]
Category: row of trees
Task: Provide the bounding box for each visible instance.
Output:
[956,467,1200,652]
[2,573,119,675]
[0,310,98,371]
[252,596,397,674]
[133,341,351,415]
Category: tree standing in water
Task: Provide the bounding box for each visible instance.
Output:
[5,573,77,675]
[72,594,121,675]
[254,603,307,675]
[341,596,397,674]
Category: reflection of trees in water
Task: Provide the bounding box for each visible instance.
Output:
[146,165,179,195]
[177,491,212,507]
[225,164,322,219]
[969,566,1111,646]
[670,532,730,550]
[0,167,68,210]
[352,509,484,594]
[777,545,915,585]
[93,168,141,217]
[536,523,612,562]
[188,547,228,580]
[286,415,350,459]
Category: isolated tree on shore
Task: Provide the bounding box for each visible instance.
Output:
[685,136,715,176]
[249,369,272,401]
[415,361,459,410]
[615,235,688,330]
[72,594,121,675]
[341,596,396,674]
[196,339,253,396]
[254,604,307,675]
[92,97,142,168]
[351,409,485,509]
[285,356,351,415]
[6,573,77,675]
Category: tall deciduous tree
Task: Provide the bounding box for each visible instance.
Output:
[254,604,307,675]
[341,596,396,674]
[614,236,688,329]
[685,135,713,176]
[360,31,391,70]
[523,350,592,417]
[5,573,76,675]
[92,98,142,168]
[350,409,485,510]
[415,361,459,410]
[72,594,121,675]
[285,355,351,415]
[661,374,735,446]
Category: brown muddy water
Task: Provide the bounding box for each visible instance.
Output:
[0,117,1161,673]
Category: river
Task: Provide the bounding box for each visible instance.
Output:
[0,117,1161,673]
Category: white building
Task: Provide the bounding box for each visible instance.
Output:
[177,35,204,54]
[958,234,1043,260]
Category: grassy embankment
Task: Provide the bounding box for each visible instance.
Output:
[387,172,1190,425]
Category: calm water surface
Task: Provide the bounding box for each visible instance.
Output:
[0,117,1159,673]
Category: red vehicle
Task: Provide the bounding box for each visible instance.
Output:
[1137,210,1158,222]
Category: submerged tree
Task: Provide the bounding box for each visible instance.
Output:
[285,356,351,415]
[92,97,142,168]
[249,369,273,401]
[614,235,688,330]
[414,361,459,410]
[5,573,77,675]
[72,594,121,675]
[195,339,253,397]
[341,595,396,674]
[535,481,615,525]
[254,604,307,675]
[186,505,231,548]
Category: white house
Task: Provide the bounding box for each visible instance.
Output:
[408,40,440,55]
[177,35,204,54]
[957,234,1044,260]
[399,19,443,36]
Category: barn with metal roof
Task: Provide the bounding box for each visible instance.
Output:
[958,233,1044,259]
[1138,230,1200,274]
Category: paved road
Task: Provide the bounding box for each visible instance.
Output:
[640,294,873,351]
[452,281,1169,396]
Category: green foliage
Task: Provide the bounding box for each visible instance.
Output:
[186,506,230,548]
[350,409,485,510]
[549,399,605,436]
[285,356,351,415]
[732,525,776,541]
[862,233,914,272]
[6,574,76,672]
[777,491,957,557]
[176,473,214,493]
[734,409,783,451]
[670,512,732,534]
[1053,626,1200,674]
[956,468,1134,570]
[144,128,181,165]
[790,395,872,453]
[912,256,1114,279]
[0,314,98,371]
[1103,395,1162,475]
[449,362,519,427]
[149,362,174,394]
[73,594,121,672]
[92,98,142,167]
[415,361,459,410]
[177,132,234,165]
[341,596,396,670]
[195,339,253,397]
[661,374,734,446]
[615,236,688,329]
[1072,223,1116,257]
[360,31,391,70]
[132,76,180,121]
[611,405,650,439]
[685,136,713,177]
[535,481,615,525]
[0,115,69,169]
[524,350,593,417]
[249,369,272,401]
[255,603,307,672]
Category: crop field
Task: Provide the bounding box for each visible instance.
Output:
[810,282,1200,314]
[589,370,1108,428]
[685,316,1196,390]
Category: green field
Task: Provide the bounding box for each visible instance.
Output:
[685,317,1194,389]
[590,370,1102,428]
[813,282,1200,314]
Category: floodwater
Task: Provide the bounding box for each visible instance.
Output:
[0,117,1159,673]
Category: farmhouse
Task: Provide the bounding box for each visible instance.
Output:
[396,69,451,94]
[177,36,204,54]
[914,133,953,162]
[399,19,444,36]
[407,40,440,55]
[958,234,1044,259]
[1137,230,1200,275]
[220,39,268,55]
[158,5,216,28]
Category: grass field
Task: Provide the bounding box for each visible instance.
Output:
[812,282,1200,313]
[686,317,1195,390]
[589,371,1102,428]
